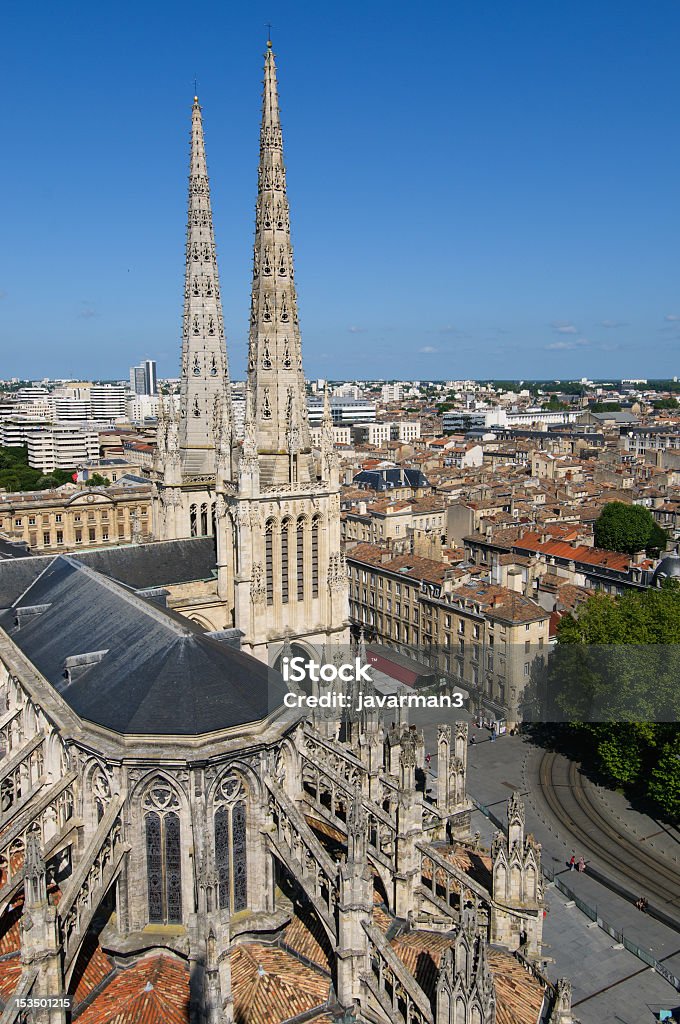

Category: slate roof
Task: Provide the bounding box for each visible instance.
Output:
[0,556,286,735]
[0,538,217,609]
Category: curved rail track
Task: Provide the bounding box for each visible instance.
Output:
[537,751,680,913]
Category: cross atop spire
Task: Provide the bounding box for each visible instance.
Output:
[246,42,312,486]
[177,94,232,477]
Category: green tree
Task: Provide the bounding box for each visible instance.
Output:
[535,582,680,821]
[85,473,111,488]
[594,501,665,555]
[590,401,622,412]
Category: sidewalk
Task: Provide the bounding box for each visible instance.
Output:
[423,727,680,1023]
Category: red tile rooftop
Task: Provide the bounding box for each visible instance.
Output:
[231,943,330,1024]
[76,955,189,1024]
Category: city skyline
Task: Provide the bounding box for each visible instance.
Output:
[2,1,679,380]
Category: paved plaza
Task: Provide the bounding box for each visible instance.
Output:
[421,721,680,1024]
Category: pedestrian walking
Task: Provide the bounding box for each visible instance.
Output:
[470,735,476,746]
[577,857,585,873]
[569,855,575,871]
[425,753,432,770]
[490,729,496,743]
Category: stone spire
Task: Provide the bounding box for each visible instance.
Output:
[247,42,312,486]
[178,95,232,477]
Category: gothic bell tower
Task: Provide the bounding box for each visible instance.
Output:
[215,41,349,660]
[154,95,234,542]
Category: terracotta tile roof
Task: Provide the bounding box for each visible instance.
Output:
[76,955,189,1024]
[282,910,333,973]
[487,950,545,1024]
[304,815,345,844]
[347,545,450,585]
[515,532,631,571]
[421,844,493,892]
[0,896,24,955]
[230,942,329,1024]
[391,930,454,998]
[70,932,115,1006]
[452,584,548,625]
[0,953,21,1001]
[391,930,545,1024]
[372,904,393,935]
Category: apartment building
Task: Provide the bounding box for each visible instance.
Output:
[27,427,99,472]
[343,496,447,545]
[347,543,549,724]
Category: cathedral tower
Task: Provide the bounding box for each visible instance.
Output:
[155,95,233,541]
[215,41,349,658]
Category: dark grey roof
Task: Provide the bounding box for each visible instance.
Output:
[0,538,32,560]
[0,558,47,607]
[74,538,217,588]
[653,550,680,585]
[353,467,430,491]
[0,538,217,605]
[0,556,286,735]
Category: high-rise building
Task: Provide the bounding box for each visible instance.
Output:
[129,359,158,396]
[90,385,127,422]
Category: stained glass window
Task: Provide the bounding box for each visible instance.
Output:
[233,801,248,912]
[213,779,248,914]
[145,812,163,923]
[144,784,182,925]
[215,806,230,910]
[165,812,182,923]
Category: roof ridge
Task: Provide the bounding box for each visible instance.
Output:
[58,556,194,637]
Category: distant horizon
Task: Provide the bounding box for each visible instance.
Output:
[2,2,679,380]
[2,374,678,389]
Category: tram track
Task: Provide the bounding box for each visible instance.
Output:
[537,751,680,912]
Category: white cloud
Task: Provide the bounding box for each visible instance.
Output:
[419,346,438,354]
[665,314,680,322]
[600,319,627,328]
[347,325,367,334]
[544,337,590,351]
[550,320,578,334]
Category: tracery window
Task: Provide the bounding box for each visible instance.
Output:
[143,781,182,924]
[214,773,248,913]
[190,504,197,537]
[281,519,291,604]
[296,516,306,601]
[311,515,320,598]
[265,519,275,606]
[200,503,208,536]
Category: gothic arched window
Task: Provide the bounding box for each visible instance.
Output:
[296,516,306,601]
[190,504,197,537]
[200,503,208,536]
[265,519,275,606]
[311,516,320,599]
[281,519,291,604]
[143,781,182,924]
[213,773,248,913]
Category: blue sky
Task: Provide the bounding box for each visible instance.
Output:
[1,0,679,381]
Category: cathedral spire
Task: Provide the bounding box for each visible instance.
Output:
[178,94,232,477]
[247,42,312,486]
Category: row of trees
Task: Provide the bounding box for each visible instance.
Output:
[529,582,680,820]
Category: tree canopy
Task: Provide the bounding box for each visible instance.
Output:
[0,446,74,492]
[594,501,667,555]
[529,581,680,821]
